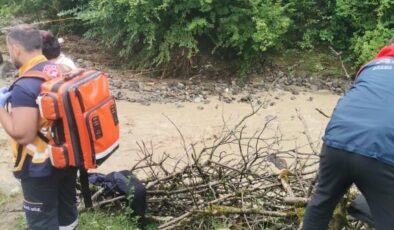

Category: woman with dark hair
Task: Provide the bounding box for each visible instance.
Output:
[40,30,76,70]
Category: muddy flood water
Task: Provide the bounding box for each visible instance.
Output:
[0,87,339,194]
[0,34,341,194]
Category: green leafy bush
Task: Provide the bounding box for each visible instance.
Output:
[3,0,394,77]
[76,0,291,74]
[283,0,352,51]
[336,0,394,64]
[0,0,88,34]
[1,0,86,18]
[283,0,393,67]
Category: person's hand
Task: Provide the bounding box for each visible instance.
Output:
[0,86,11,107]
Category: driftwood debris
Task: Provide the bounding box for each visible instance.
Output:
[88,106,368,229]
[129,107,320,229]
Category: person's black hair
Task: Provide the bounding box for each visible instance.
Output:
[41,30,61,60]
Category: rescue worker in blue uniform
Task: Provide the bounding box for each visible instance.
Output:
[303,38,394,230]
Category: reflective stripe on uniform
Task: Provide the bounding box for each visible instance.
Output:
[59,218,78,230]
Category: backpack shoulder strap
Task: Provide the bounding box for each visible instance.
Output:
[19,70,51,81]
[10,70,51,90]
[79,168,93,208]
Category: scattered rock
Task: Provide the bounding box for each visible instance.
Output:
[138,82,144,90]
[177,82,185,90]
[332,79,341,88]
[197,106,204,110]
[141,101,151,106]
[307,97,314,102]
[334,87,342,94]
[77,54,352,105]
[112,80,122,89]
[284,79,293,86]
[310,84,319,91]
[277,71,285,78]
[219,95,233,104]
[193,96,203,103]
[115,91,123,99]
[239,95,251,103]
[291,90,300,95]
[84,60,94,68]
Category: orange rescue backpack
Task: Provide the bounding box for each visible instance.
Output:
[21,68,120,170]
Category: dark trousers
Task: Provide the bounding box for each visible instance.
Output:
[303,145,394,230]
[21,168,78,230]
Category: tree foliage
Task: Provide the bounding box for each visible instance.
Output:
[1,0,85,18]
[2,0,394,76]
[75,0,291,73]
[336,0,394,64]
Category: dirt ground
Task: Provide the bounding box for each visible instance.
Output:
[0,194,23,230]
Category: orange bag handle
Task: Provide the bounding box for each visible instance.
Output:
[64,68,84,81]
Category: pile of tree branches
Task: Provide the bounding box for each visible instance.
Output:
[84,105,370,229]
[129,107,321,229]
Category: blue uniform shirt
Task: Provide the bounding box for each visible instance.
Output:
[323,58,394,166]
[11,61,56,178]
